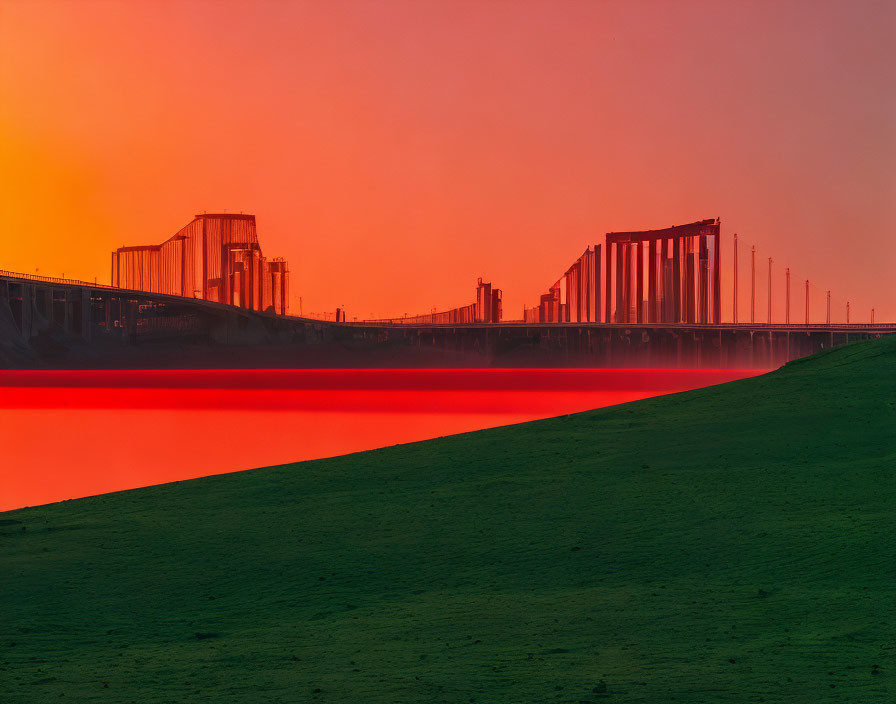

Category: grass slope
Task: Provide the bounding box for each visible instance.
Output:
[2,338,895,704]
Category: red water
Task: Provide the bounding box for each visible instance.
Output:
[0,368,764,511]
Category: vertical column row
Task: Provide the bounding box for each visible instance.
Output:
[713,230,721,324]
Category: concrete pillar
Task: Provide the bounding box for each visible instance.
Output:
[44,289,54,326]
[636,241,644,323]
[115,297,124,334]
[567,263,575,323]
[594,244,602,324]
[615,243,623,323]
[223,248,232,305]
[685,238,695,324]
[699,234,709,324]
[655,239,672,323]
[605,242,613,324]
[648,239,656,323]
[623,243,632,323]
[21,284,33,340]
[63,290,73,333]
[673,235,681,322]
[126,300,137,342]
[713,230,721,324]
[81,290,92,341]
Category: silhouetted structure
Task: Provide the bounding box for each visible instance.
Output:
[2,268,891,370]
[363,278,502,325]
[3,210,887,370]
[111,214,289,315]
[606,219,721,325]
[524,246,601,323]
[526,219,721,325]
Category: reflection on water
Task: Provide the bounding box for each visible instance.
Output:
[0,368,764,511]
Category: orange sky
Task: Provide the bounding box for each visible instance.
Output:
[1,0,894,321]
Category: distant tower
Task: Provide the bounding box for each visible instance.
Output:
[767,257,772,324]
[826,290,831,325]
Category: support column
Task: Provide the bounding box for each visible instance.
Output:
[656,239,672,323]
[576,261,583,322]
[685,237,695,324]
[45,289,54,326]
[582,254,589,323]
[699,234,708,324]
[223,248,233,305]
[63,290,73,333]
[636,241,644,323]
[624,242,633,323]
[605,241,613,324]
[126,300,137,342]
[201,218,208,300]
[713,230,721,324]
[21,284,33,340]
[615,243,624,323]
[648,239,657,324]
[114,297,123,334]
[673,235,681,322]
[594,244,602,324]
[81,290,92,341]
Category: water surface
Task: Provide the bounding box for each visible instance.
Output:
[0,368,765,511]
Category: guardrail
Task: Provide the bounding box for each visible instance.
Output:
[0,269,117,290]
[2,268,893,330]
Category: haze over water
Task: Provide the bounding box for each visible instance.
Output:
[0,368,765,512]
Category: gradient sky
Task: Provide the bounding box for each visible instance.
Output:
[1,0,893,321]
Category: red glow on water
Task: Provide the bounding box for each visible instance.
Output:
[0,368,764,511]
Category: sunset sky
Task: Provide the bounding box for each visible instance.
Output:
[1,0,893,321]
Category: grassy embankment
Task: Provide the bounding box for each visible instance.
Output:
[1,337,894,703]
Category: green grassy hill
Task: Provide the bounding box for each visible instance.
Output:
[2,338,894,703]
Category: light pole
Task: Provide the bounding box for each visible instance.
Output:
[804,280,809,325]
[733,233,738,324]
[785,267,791,324]
[750,245,756,324]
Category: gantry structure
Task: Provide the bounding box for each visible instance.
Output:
[111,214,289,315]
[605,219,721,325]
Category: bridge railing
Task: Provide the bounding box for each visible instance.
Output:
[0,269,118,290]
[2,268,892,330]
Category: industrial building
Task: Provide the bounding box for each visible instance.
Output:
[111,213,289,315]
